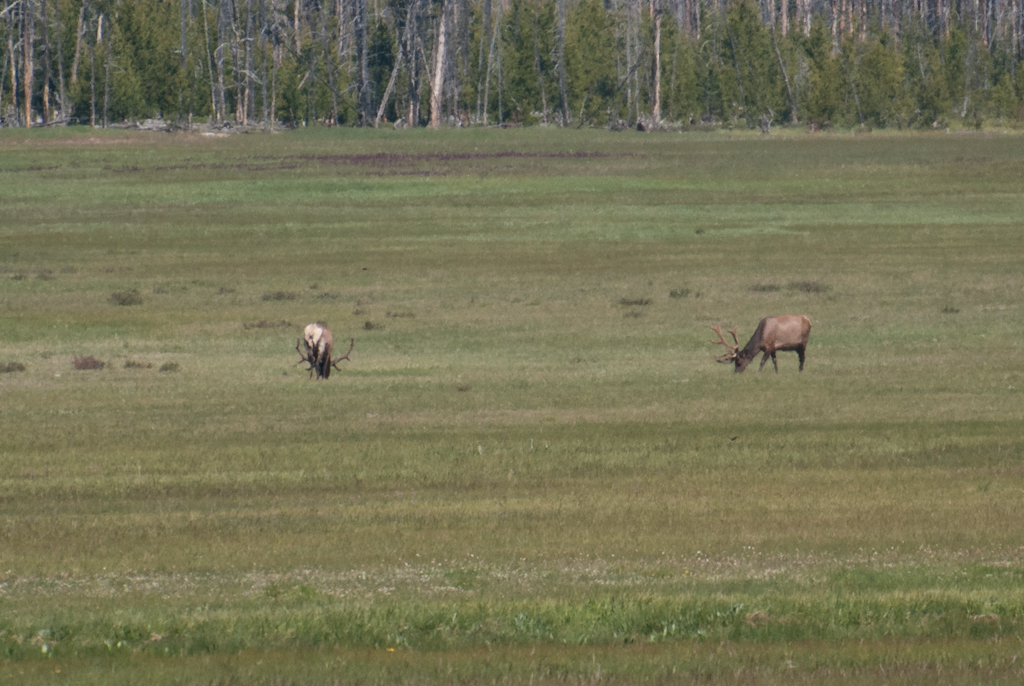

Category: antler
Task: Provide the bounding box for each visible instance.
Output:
[710,324,740,364]
[330,338,355,370]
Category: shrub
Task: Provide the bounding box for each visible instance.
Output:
[748,284,780,292]
[619,298,651,306]
[109,289,143,306]
[262,291,297,301]
[159,362,180,373]
[124,360,153,369]
[364,321,384,330]
[74,355,105,370]
[787,281,829,294]
[0,362,26,373]
[243,320,292,330]
[669,288,690,299]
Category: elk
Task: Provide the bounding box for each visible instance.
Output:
[296,322,353,380]
[711,315,811,373]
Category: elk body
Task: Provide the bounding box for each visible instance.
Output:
[296,322,353,379]
[711,315,811,373]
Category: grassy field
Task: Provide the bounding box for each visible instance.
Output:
[1,127,1023,684]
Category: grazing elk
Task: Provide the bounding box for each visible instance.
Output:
[296,322,353,380]
[711,315,811,373]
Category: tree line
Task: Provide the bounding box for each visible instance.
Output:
[3,0,1024,130]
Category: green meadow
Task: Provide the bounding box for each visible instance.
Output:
[1,127,1023,684]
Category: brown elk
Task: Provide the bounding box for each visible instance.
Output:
[711,315,811,373]
[296,322,353,380]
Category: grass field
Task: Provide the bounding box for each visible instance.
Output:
[1,127,1023,684]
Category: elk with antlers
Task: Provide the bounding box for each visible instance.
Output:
[296,322,353,380]
[711,315,811,373]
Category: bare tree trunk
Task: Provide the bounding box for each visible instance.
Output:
[771,25,797,123]
[430,0,448,127]
[830,0,839,53]
[556,0,568,125]
[40,0,50,124]
[355,0,370,123]
[89,32,95,126]
[294,0,301,52]
[652,1,661,127]
[246,0,256,123]
[377,3,412,127]
[22,0,33,127]
[781,0,789,35]
[103,15,110,127]
[475,0,489,122]
[204,0,217,121]
[179,0,188,122]
[71,0,88,85]
[482,9,498,125]
[3,9,14,124]
[407,0,420,125]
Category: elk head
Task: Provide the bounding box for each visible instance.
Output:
[710,324,740,366]
[296,322,353,380]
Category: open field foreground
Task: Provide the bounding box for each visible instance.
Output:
[1,128,1023,684]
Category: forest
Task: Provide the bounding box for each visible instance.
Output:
[3,0,1024,131]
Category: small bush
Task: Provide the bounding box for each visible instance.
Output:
[787,281,829,294]
[669,288,690,299]
[942,306,960,314]
[364,321,384,331]
[159,362,180,373]
[11,272,28,280]
[619,298,651,307]
[262,291,297,301]
[124,360,153,369]
[74,355,105,370]
[109,289,143,306]
[456,385,471,392]
[37,270,54,281]
[748,284,780,292]
[0,362,26,373]
[316,292,339,300]
[353,308,367,316]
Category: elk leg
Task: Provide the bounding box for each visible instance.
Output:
[797,346,806,371]
[771,352,778,372]
[758,352,770,372]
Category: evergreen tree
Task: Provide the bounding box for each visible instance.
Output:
[564,0,617,125]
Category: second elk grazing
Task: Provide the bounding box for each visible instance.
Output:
[711,315,811,373]
[296,322,354,380]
